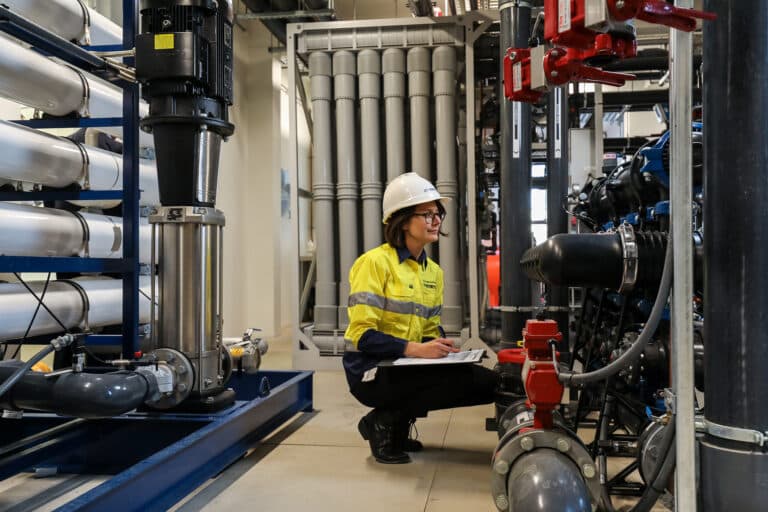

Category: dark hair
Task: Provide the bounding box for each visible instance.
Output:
[384,201,447,248]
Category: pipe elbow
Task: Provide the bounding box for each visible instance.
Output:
[506,450,593,512]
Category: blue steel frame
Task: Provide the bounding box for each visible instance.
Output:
[0,371,314,511]
[0,2,141,357]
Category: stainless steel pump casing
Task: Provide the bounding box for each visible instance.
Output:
[149,206,227,398]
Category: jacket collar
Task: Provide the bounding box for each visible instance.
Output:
[396,245,427,268]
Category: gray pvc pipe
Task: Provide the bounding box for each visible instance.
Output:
[407,47,432,180]
[358,50,383,251]
[433,46,462,331]
[0,363,152,418]
[333,51,358,329]
[383,49,406,184]
[507,450,593,512]
[309,52,337,331]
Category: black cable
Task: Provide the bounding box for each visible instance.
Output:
[18,272,53,345]
[139,288,158,306]
[13,273,68,332]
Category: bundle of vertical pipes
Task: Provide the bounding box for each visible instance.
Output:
[0,0,157,342]
[309,45,464,340]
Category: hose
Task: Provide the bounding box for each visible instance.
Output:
[0,334,75,400]
[555,235,672,386]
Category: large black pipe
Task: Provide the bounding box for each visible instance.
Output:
[701,1,768,509]
[546,86,570,348]
[0,363,153,419]
[499,1,532,346]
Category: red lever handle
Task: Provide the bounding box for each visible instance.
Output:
[544,47,635,88]
[609,0,717,32]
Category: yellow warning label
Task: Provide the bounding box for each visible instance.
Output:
[154,33,175,50]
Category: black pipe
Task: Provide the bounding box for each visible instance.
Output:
[0,363,153,419]
[499,1,532,346]
[520,231,668,291]
[602,55,703,72]
[546,86,570,349]
[701,1,768,509]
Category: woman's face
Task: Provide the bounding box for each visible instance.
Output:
[404,201,443,246]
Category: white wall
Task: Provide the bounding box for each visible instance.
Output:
[218,23,284,339]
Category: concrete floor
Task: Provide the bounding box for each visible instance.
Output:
[170,338,671,512]
[0,337,670,511]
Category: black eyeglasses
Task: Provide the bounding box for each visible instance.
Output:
[412,211,446,225]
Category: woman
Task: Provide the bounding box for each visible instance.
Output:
[343,173,499,464]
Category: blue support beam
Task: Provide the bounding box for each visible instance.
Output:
[0,371,315,512]
[0,256,130,273]
[0,191,124,202]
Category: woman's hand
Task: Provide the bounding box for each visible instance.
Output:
[404,339,460,359]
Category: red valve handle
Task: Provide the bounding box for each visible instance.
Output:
[609,0,717,32]
[544,47,635,88]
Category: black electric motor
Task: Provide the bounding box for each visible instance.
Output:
[135,0,234,207]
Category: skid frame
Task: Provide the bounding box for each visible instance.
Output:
[0,370,313,511]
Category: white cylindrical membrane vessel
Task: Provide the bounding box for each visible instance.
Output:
[433,46,462,331]
[2,0,122,45]
[0,203,152,262]
[309,52,337,331]
[0,119,159,207]
[382,49,406,184]
[0,36,152,145]
[0,276,151,341]
[358,50,383,251]
[407,47,432,180]
[0,119,84,187]
[333,51,358,329]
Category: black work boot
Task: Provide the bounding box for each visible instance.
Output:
[358,410,411,464]
[396,417,423,452]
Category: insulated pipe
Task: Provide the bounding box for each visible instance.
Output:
[0,36,152,145]
[500,0,532,345]
[358,50,383,251]
[701,1,768,509]
[0,277,151,341]
[0,120,159,207]
[546,86,570,349]
[309,52,337,331]
[433,46,462,331]
[383,49,406,184]
[3,0,122,46]
[407,47,432,180]
[334,51,358,329]
[0,203,152,262]
[0,363,152,418]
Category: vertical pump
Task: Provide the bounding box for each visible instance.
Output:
[136,0,235,408]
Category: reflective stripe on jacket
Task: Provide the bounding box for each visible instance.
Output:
[344,243,443,350]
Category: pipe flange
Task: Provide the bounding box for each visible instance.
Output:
[144,348,194,410]
[149,206,226,226]
[617,222,638,294]
[491,429,602,510]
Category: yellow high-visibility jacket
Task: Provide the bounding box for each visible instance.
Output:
[343,243,444,386]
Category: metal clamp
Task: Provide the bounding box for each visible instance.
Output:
[61,279,91,332]
[703,418,768,447]
[66,65,91,117]
[69,210,91,258]
[74,142,91,190]
[617,222,639,294]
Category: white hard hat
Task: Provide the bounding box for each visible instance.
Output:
[382,172,447,224]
